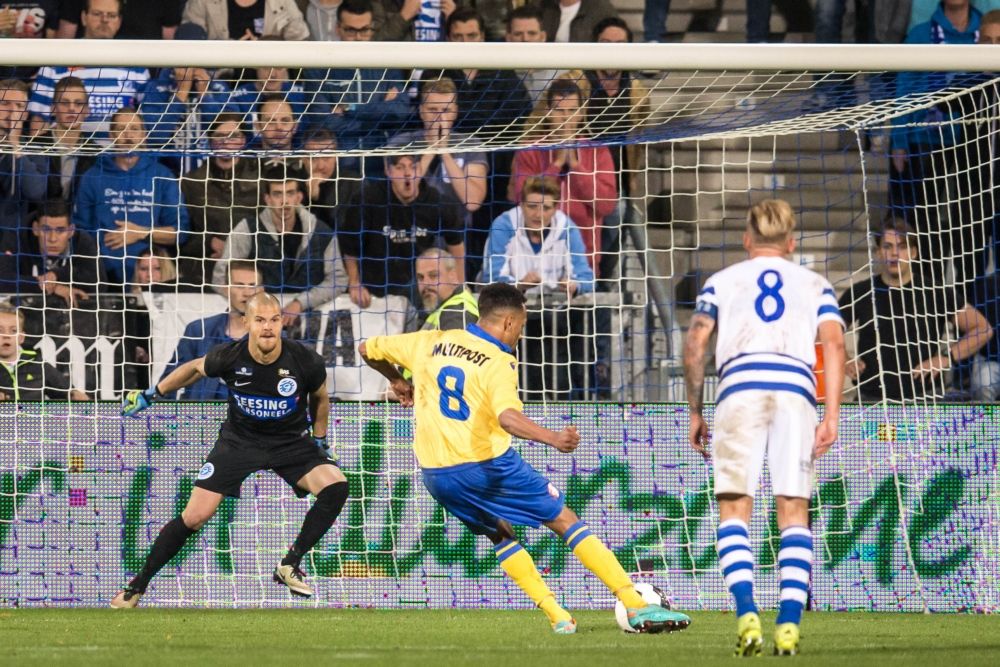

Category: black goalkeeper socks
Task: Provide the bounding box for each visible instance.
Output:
[129,516,197,592]
[282,482,349,568]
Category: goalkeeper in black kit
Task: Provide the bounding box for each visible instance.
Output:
[111,293,348,607]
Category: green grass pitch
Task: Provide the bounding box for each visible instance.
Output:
[1,609,997,666]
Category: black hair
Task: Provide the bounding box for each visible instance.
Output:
[592,16,632,42]
[478,283,527,319]
[446,7,485,38]
[338,0,373,22]
[507,5,544,31]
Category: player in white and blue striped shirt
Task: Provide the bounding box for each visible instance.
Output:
[683,199,846,656]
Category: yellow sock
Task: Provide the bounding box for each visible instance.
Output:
[564,521,646,609]
[495,539,572,624]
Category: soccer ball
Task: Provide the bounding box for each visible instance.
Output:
[614,583,673,633]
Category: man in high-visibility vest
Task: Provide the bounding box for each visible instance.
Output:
[413,247,478,331]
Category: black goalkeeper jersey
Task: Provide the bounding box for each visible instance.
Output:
[203,338,327,447]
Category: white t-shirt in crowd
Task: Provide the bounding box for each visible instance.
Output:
[556,1,581,43]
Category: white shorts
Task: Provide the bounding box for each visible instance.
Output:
[712,390,817,498]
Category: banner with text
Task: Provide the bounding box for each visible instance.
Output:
[1,403,997,611]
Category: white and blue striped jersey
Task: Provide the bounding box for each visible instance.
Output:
[29,65,150,136]
[695,256,844,406]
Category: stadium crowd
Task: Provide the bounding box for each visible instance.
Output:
[0,0,998,402]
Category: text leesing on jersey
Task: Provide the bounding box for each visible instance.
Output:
[231,391,298,420]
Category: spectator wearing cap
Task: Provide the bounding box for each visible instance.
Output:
[212,160,347,326]
[339,153,464,309]
[182,0,310,40]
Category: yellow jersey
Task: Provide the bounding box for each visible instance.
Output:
[364,324,523,469]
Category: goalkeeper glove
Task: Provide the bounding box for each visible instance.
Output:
[122,386,160,416]
[313,434,337,462]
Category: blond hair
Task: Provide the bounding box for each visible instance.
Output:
[0,300,24,330]
[747,199,796,245]
[245,291,281,316]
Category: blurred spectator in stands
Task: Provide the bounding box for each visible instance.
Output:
[57,0,181,39]
[297,127,363,230]
[29,0,149,137]
[540,0,617,43]
[178,112,260,287]
[298,0,341,40]
[968,269,1000,400]
[160,260,263,399]
[0,300,88,400]
[302,0,466,41]
[182,0,310,40]
[890,0,981,285]
[230,57,310,125]
[908,1,1000,30]
[316,0,410,152]
[0,79,44,231]
[20,77,96,207]
[423,8,531,280]
[391,77,489,221]
[339,153,464,308]
[642,0,669,42]
[483,174,593,295]
[586,17,650,285]
[130,247,177,294]
[252,94,300,152]
[506,4,564,104]
[139,23,238,173]
[428,7,532,132]
[745,0,813,42]
[511,77,617,271]
[838,218,992,401]
[412,246,478,330]
[213,160,347,325]
[0,0,58,38]
[0,199,104,304]
[74,108,189,284]
[0,0,59,79]
[482,175,593,398]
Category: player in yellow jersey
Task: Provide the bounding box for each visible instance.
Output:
[360,282,691,635]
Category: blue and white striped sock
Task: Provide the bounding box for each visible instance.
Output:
[717,519,757,617]
[776,526,812,625]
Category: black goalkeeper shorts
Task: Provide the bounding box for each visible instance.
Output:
[193,436,336,498]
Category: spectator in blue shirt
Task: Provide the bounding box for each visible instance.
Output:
[311,0,412,152]
[481,175,595,400]
[138,23,238,172]
[230,55,311,127]
[890,0,982,285]
[482,174,595,296]
[0,78,45,231]
[159,259,263,399]
[73,108,189,284]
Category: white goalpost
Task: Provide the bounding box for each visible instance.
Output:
[0,40,997,613]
